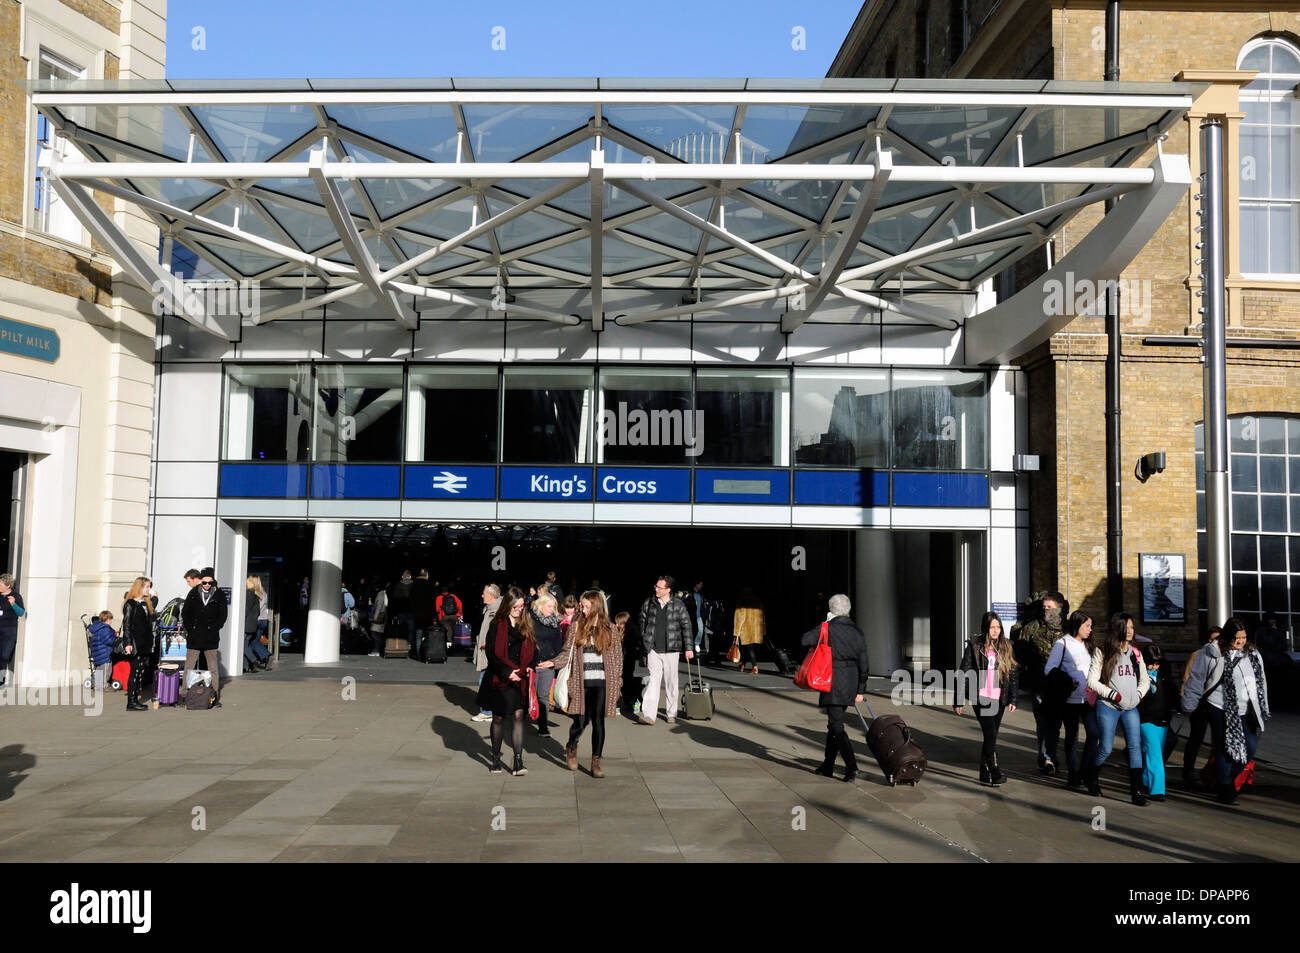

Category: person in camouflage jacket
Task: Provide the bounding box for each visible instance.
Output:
[1011,591,1066,772]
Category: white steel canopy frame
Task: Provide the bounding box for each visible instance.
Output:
[27,78,1202,353]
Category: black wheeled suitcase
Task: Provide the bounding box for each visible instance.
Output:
[421,631,448,663]
[770,642,794,676]
[857,702,926,786]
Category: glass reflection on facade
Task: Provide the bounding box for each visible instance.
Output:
[892,370,988,470]
[695,369,790,467]
[598,368,693,465]
[313,365,404,463]
[793,368,890,468]
[408,366,498,463]
[223,364,312,462]
[503,367,594,464]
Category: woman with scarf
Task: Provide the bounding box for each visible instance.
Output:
[530,590,564,737]
[477,586,536,776]
[538,590,622,778]
[120,576,154,711]
[1198,617,1270,805]
[1084,613,1150,805]
[954,610,1019,784]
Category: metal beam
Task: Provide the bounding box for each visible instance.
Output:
[590,146,604,331]
[307,147,413,329]
[783,148,892,332]
[48,174,238,339]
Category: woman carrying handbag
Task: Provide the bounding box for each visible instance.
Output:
[799,594,869,781]
[538,590,622,778]
[953,611,1018,785]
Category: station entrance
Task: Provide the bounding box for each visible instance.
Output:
[246,522,983,673]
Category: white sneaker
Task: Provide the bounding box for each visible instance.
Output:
[471,712,492,722]
[367,651,380,657]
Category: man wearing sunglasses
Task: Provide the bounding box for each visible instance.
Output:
[181,567,228,706]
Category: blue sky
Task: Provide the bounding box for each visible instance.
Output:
[164,0,863,78]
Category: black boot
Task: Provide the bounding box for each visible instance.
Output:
[1128,768,1148,806]
[1216,783,1239,806]
[125,662,148,710]
[979,759,993,785]
[836,731,857,782]
[489,750,504,774]
[1066,768,1083,790]
[1083,761,1102,797]
[511,755,527,777]
[989,752,1005,785]
[814,732,837,777]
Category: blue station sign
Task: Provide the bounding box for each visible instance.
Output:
[404,465,496,500]
[499,466,593,501]
[595,468,691,502]
[0,316,59,364]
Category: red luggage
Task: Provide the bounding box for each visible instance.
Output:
[110,660,131,691]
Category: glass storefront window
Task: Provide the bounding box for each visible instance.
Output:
[313,365,404,463]
[891,369,988,470]
[502,367,594,464]
[223,364,313,461]
[695,369,790,467]
[597,368,694,465]
[408,367,499,463]
[793,368,890,468]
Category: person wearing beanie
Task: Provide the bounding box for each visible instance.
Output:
[181,567,227,706]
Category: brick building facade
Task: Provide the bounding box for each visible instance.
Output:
[832,2,1300,647]
[0,0,164,686]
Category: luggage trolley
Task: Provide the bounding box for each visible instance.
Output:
[153,597,188,707]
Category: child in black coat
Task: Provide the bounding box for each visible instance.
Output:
[1137,642,1173,801]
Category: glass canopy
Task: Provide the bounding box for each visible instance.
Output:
[27,77,1201,331]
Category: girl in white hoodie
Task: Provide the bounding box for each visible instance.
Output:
[1084,613,1150,805]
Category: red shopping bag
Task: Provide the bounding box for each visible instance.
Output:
[527,670,539,721]
[794,622,833,693]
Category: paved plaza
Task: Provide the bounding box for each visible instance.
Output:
[0,658,1296,863]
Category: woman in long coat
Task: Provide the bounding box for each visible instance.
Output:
[800,593,869,781]
[120,576,154,711]
[539,590,622,778]
[733,588,765,674]
[477,586,537,777]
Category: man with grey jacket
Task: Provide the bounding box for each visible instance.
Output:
[637,574,694,725]
[471,583,501,722]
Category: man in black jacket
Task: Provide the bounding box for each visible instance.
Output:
[801,594,869,782]
[181,567,228,705]
[637,574,694,725]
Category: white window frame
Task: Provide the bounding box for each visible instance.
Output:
[33,48,88,244]
[1237,37,1300,280]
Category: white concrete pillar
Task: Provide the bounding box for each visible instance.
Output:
[305,521,343,664]
[216,519,248,679]
[855,528,901,675]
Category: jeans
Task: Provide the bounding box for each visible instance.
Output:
[1046,702,1087,777]
[534,666,555,730]
[1140,723,1168,796]
[1205,704,1261,786]
[1093,703,1143,769]
[1182,703,1211,778]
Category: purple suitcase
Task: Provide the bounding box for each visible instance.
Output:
[154,664,181,706]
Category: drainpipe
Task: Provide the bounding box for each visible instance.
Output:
[1104,1,1124,616]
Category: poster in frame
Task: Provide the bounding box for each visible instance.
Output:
[1140,552,1185,624]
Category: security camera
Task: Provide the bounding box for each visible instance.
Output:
[1135,451,1167,483]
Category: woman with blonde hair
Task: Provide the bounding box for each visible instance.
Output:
[954,610,1019,784]
[539,590,623,778]
[244,575,268,673]
[120,576,154,711]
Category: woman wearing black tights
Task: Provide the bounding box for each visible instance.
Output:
[539,590,622,778]
[477,586,537,776]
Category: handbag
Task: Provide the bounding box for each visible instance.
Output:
[726,638,741,664]
[1043,643,1074,705]
[553,641,574,714]
[794,622,833,693]
[527,670,539,721]
[112,634,129,656]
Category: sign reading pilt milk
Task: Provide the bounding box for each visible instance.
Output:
[0,316,59,364]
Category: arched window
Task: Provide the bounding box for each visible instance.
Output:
[1196,415,1300,634]
[1238,37,1300,276]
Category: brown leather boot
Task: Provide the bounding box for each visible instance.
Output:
[565,744,578,771]
[591,756,604,779]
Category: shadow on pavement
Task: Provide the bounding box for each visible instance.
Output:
[441,682,480,717]
[0,744,36,802]
[431,715,491,768]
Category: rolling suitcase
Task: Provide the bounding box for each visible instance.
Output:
[683,654,713,720]
[154,663,181,706]
[420,632,448,663]
[383,637,409,658]
[770,642,794,676]
[857,701,926,786]
[110,659,131,691]
[452,620,473,651]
